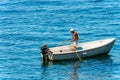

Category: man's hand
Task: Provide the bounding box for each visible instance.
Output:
[71,39,75,42]
[71,40,73,42]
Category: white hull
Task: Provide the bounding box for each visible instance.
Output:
[48,38,115,61]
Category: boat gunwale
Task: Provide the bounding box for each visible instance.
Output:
[51,38,115,55]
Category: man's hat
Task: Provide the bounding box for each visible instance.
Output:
[70,28,74,32]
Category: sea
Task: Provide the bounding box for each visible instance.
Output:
[0,0,120,80]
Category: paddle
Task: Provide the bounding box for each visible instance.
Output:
[75,50,82,61]
[57,39,70,46]
[72,46,82,69]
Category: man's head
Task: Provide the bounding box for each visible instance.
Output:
[70,28,74,33]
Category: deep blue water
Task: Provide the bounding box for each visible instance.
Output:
[0,0,120,80]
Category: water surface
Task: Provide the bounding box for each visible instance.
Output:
[0,0,120,80]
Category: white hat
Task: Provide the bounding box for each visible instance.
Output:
[70,28,74,32]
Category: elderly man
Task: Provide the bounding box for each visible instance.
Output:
[70,28,79,51]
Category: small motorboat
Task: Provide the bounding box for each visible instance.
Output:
[41,38,115,61]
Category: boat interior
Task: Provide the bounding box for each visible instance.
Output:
[50,38,114,54]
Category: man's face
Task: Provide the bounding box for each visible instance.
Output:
[70,31,74,34]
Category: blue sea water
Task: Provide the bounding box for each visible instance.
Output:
[0,0,120,80]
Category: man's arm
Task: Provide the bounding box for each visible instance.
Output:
[72,33,77,41]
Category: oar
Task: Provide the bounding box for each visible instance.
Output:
[57,39,70,46]
[71,50,81,70]
[75,50,82,61]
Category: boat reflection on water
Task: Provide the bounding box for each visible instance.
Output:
[40,54,113,80]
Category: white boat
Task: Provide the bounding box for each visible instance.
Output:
[47,38,115,61]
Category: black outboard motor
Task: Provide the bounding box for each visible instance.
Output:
[41,44,52,63]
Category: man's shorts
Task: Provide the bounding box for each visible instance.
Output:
[71,40,78,46]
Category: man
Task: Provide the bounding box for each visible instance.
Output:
[70,28,79,51]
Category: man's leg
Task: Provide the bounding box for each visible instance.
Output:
[72,41,77,51]
[72,46,76,51]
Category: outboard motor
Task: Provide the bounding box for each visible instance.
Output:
[41,44,52,63]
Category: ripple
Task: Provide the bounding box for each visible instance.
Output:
[0,0,120,80]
